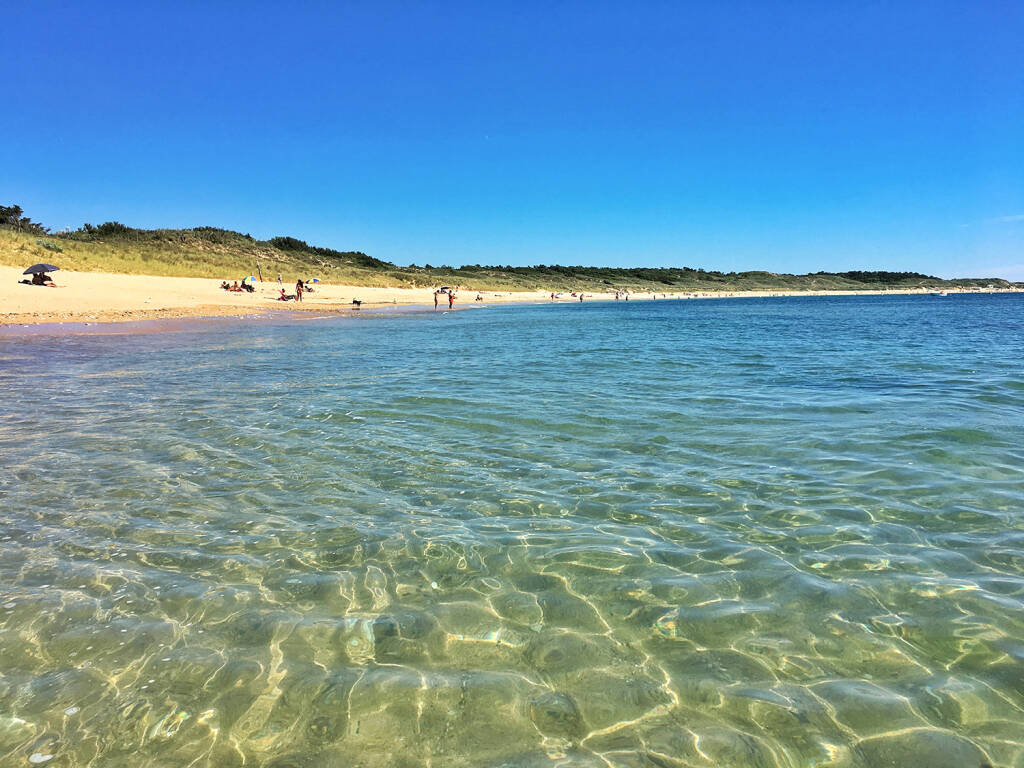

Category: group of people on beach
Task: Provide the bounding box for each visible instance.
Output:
[552,291,589,302]
[221,280,255,293]
[434,288,455,310]
[217,275,324,302]
[214,274,349,304]
[274,277,316,302]
[277,279,314,302]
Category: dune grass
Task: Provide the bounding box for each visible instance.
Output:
[0,228,413,287]
[1,226,1014,293]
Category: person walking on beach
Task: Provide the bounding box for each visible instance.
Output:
[295,280,304,302]
[278,273,283,287]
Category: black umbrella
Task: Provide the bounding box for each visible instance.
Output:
[23,264,60,275]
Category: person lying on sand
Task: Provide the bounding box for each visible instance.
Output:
[277,289,294,301]
[20,273,57,286]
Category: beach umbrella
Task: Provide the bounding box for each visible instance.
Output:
[311,278,320,283]
[242,275,256,282]
[23,263,59,275]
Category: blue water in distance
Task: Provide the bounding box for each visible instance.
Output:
[1,293,1023,767]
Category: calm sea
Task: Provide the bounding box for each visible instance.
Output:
[1,294,1022,768]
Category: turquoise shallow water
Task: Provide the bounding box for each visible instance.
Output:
[1,294,1023,767]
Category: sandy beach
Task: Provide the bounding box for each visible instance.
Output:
[1,265,1018,326]
[0,266,554,325]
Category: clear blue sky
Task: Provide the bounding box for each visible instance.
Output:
[3,1,1022,278]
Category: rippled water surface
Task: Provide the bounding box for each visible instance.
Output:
[2,294,1023,768]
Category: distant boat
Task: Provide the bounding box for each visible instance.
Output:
[930,290,948,297]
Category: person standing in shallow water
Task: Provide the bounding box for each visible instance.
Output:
[448,291,455,309]
[434,291,439,310]
[579,293,584,302]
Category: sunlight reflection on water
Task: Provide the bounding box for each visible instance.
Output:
[1,294,1022,767]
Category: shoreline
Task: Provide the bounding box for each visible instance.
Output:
[2,265,1020,328]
